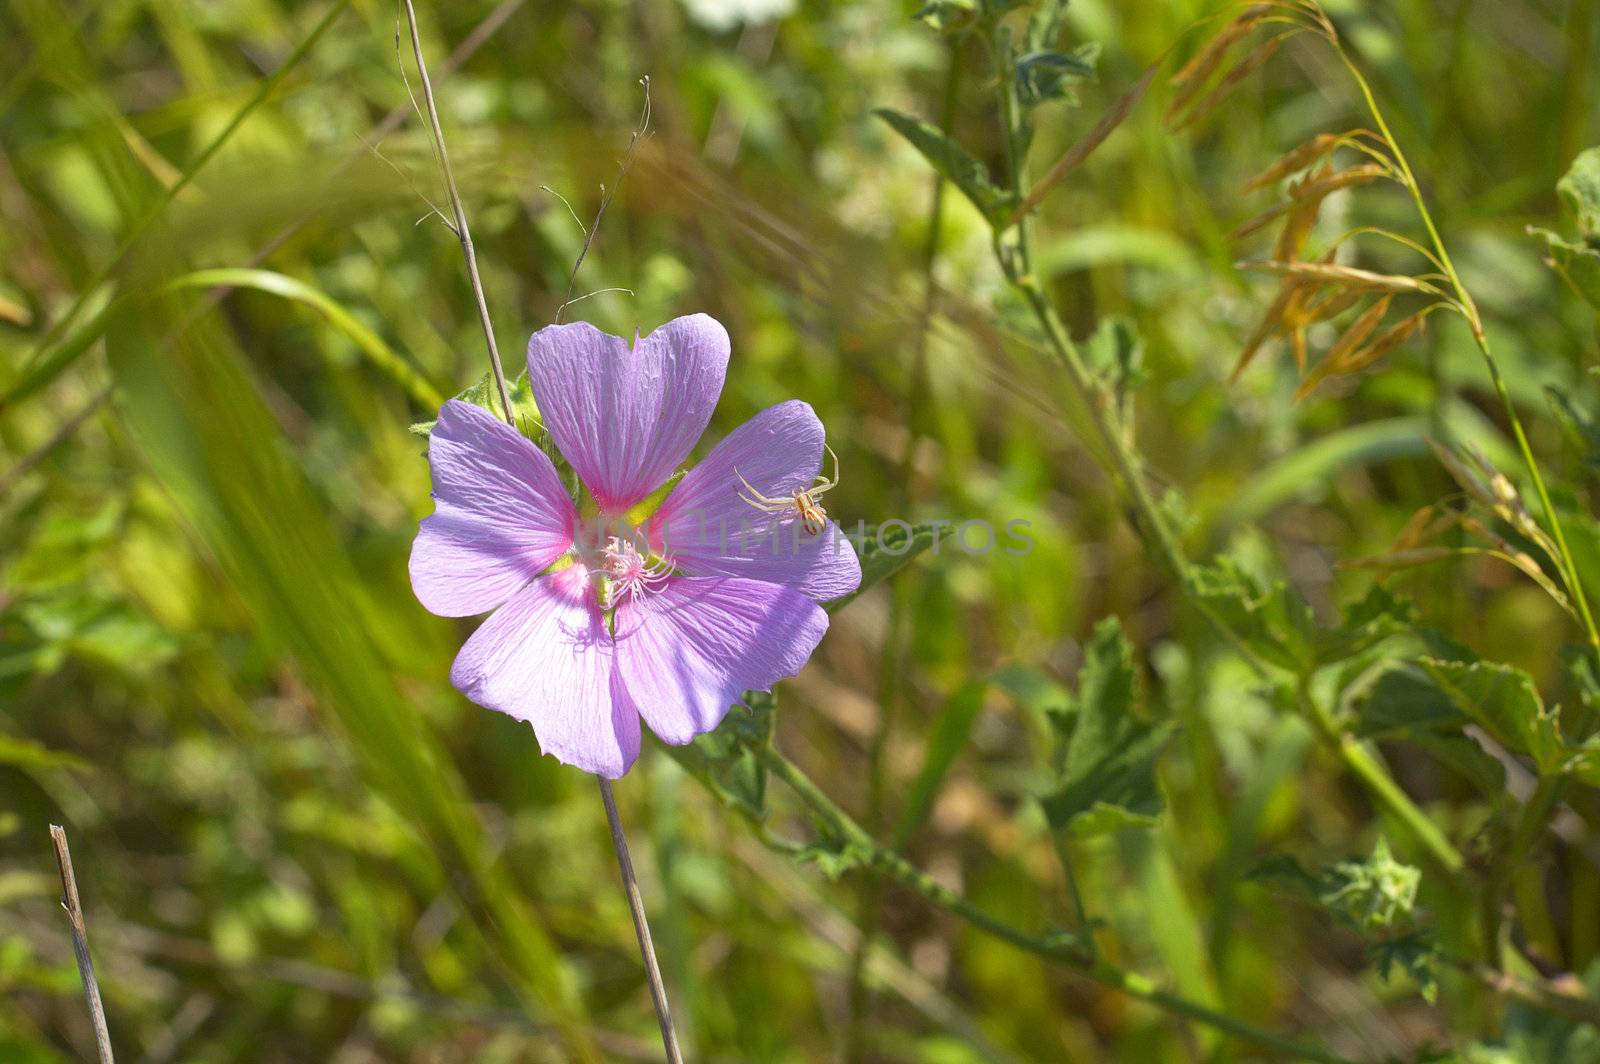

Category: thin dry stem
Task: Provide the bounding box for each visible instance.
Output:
[50,825,114,1064]
[558,78,652,322]
[398,0,513,421]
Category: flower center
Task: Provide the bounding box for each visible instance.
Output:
[597,535,672,609]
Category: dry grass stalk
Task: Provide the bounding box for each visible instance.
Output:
[1237,260,1433,293]
[1166,5,1273,119]
[1294,294,1391,399]
[1239,129,1382,193]
[1332,312,1426,376]
[1169,33,1288,132]
[1229,164,1389,241]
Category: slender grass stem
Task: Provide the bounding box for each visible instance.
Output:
[755,744,1360,1063]
[399,0,513,423]
[1336,50,1600,657]
[398,6,683,1058]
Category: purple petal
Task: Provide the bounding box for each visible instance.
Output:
[613,576,828,745]
[410,400,577,617]
[648,401,862,601]
[450,566,639,778]
[528,314,729,514]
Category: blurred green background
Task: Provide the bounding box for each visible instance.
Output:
[5,0,1600,1060]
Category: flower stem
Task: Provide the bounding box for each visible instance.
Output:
[399,6,683,1057]
[399,0,514,422]
[598,779,686,1064]
[755,744,1359,1064]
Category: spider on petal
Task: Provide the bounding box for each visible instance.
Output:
[734,444,841,537]
[408,313,861,779]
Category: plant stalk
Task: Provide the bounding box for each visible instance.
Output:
[985,25,1463,874]
[50,826,115,1064]
[399,5,682,1058]
[755,744,1359,1064]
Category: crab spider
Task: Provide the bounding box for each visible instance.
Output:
[735,445,840,537]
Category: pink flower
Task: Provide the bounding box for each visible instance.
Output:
[409,314,861,777]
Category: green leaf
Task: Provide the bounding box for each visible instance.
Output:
[823,521,952,614]
[671,690,778,821]
[1016,46,1097,109]
[1320,837,1420,932]
[409,369,540,439]
[1546,387,1600,470]
[1414,657,1565,774]
[1189,558,1316,674]
[874,108,1019,227]
[1351,664,1507,795]
[1023,0,1074,53]
[1040,618,1175,836]
[1530,226,1600,315]
[1558,147,1600,238]
[1082,315,1145,418]
[0,734,90,773]
[1371,930,1439,1004]
[794,826,874,880]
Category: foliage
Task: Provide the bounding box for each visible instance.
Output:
[7,0,1600,1060]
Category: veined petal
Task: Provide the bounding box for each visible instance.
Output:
[449,566,640,778]
[528,314,729,514]
[613,576,827,746]
[648,400,861,601]
[410,400,577,617]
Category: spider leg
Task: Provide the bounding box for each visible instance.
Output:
[735,466,786,508]
[810,444,841,496]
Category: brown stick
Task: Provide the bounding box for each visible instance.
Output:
[49,825,114,1064]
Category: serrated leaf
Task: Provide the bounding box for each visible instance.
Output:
[1350,664,1508,795]
[823,521,952,613]
[1320,837,1419,932]
[669,692,778,820]
[1414,657,1565,774]
[794,829,874,880]
[874,108,1018,226]
[1040,618,1175,836]
[1189,558,1316,674]
[1312,584,1414,666]
[1372,930,1439,1003]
